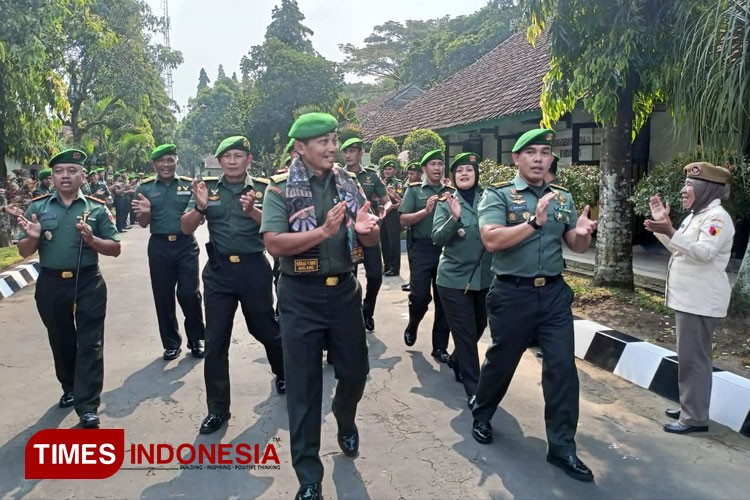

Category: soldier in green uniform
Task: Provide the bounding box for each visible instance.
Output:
[432,152,492,409]
[400,162,423,292]
[398,149,453,362]
[32,169,53,197]
[89,168,111,201]
[80,169,91,195]
[132,144,206,360]
[380,158,403,277]
[126,174,138,227]
[341,137,389,332]
[16,149,121,429]
[471,129,598,482]
[111,170,128,232]
[261,113,380,500]
[181,135,285,435]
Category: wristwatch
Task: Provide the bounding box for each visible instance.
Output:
[195,205,208,215]
[527,215,542,230]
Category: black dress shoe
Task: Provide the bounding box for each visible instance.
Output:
[663,421,708,434]
[431,349,450,363]
[188,341,205,358]
[401,283,411,292]
[472,419,493,444]
[447,355,462,382]
[79,412,100,429]
[337,427,359,457]
[275,377,286,395]
[546,454,594,482]
[163,348,181,360]
[404,329,417,347]
[383,269,399,277]
[467,395,476,411]
[665,408,681,420]
[199,413,230,434]
[295,483,322,500]
[364,316,375,332]
[59,392,75,408]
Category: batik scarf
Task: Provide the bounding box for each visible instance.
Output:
[286,157,365,264]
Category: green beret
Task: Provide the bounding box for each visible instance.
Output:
[215,136,250,158]
[81,168,88,175]
[407,161,422,172]
[684,162,731,185]
[550,152,560,175]
[38,168,52,180]
[340,138,364,151]
[288,112,338,140]
[380,159,398,169]
[49,149,87,168]
[420,149,444,167]
[151,143,178,161]
[512,128,556,153]
[116,169,125,175]
[450,152,481,171]
[285,138,296,153]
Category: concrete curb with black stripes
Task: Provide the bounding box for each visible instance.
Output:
[575,319,750,438]
[0,259,40,299]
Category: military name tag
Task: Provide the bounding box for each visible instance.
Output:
[511,203,527,210]
[207,200,221,207]
[176,191,191,196]
[294,259,319,273]
[39,213,56,221]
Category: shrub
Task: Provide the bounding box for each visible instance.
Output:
[631,158,690,224]
[337,125,362,145]
[555,163,600,213]
[369,135,399,165]
[402,129,444,165]
[478,159,516,187]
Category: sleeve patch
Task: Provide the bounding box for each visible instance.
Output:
[708,225,722,236]
[267,185,282,195]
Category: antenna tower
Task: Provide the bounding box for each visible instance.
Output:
[161,0,174,100]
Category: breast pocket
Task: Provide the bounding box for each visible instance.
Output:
[39,216,59,232]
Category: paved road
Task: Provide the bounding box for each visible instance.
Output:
[1,225,749,499]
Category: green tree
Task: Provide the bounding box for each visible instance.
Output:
[524,0,675,289]
[198,67,210,90]
[402,129,445,165]
[369,135,400,165]
[217,64,226,80]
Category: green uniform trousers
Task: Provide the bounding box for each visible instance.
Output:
[35,266,107,416]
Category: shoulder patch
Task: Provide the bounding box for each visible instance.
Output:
[141,176,156,184]
[86,195,106,204]
[271,172,289,184]
[252,176,270,184]
[30,193,52,202]
[492,181,512,188]
[549,183,569,192]
[178,176,193,182]
[409,181,421,187]
[365,166,377,172]
[347,171,357,179]
[201,176,219,181]
[444,185,455,191]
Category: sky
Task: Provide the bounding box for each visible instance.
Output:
[144,0,490,112]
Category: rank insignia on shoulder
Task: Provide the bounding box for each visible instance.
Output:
[271,172,289,183]
[141,177,156,184]
[31,193,52,201]
[409,181,421,186]
[550,183,569,192]
[492,181,511,188]
[86,195,106,204]
[252,177,270,184]
[178,176,193,182]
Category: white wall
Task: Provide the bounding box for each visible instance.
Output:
[649,111,693,166]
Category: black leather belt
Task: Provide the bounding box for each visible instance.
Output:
[284,273,351,287]
[40,265,99,279]
[151,233,190,242]
[217,252,261,264]
[496,274,561,287]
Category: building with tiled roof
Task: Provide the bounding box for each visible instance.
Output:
[359,29,689,171]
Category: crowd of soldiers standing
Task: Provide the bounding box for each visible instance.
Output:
[13,112,605,499]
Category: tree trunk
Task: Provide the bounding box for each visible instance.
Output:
[593,85,635,290]
[729,235,750,317]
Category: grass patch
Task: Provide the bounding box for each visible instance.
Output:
[564,272,671,314]
[0,245,23,271]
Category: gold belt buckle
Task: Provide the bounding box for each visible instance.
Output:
[229,255,241,263]
[167,234,177,242]
[61,271,74,279]
[325,277,339,287]
[534,277,546,287]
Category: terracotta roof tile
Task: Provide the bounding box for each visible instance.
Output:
[361,30,549,142]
